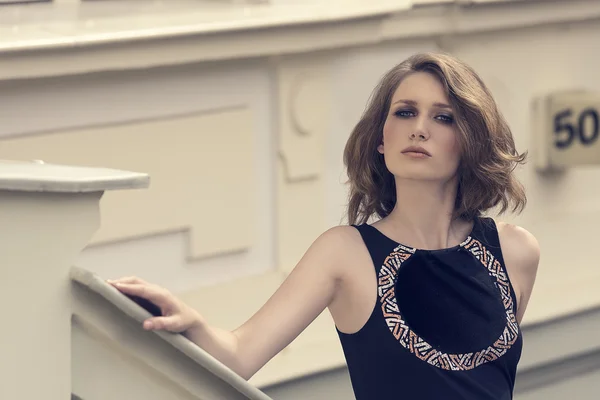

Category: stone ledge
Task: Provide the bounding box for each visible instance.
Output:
[2,0,600,80]
[0,159,149,193]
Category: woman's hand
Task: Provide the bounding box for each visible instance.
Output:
[108,276,204,333]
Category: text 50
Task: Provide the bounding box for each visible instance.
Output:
[553,107,599,149]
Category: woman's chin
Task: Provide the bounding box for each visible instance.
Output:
[391,172,457,183]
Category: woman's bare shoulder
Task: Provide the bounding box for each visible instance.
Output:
[495,221,540,267]
[311,225,367,273]
[317,225,365,251]
[320,224,362,239]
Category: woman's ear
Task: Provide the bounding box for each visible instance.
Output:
[377,143,384,154]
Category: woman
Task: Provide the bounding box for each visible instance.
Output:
[109,52,540,399]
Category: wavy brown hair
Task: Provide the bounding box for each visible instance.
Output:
[343,52,527,225]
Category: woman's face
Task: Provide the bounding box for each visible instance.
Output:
[379,71,461,183]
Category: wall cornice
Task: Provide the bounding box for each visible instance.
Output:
[2,0,599,80]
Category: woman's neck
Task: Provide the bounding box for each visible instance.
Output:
[378,177,470,250]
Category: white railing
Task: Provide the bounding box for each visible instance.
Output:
[0,159,270,400]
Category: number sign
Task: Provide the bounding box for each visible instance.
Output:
[533,91,600,171]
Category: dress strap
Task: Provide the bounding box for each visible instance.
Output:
[470,216,503,253]
[468,217,519,313]
[352,224,398,271]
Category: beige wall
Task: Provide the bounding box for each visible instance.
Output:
[2,5,600,391]
[445,20,600,324]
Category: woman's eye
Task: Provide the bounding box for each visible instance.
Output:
[394,109,454,124]
[394,110,414,118]
[437,114,454,124]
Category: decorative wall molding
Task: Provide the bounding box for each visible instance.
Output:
[0,108,256,261]
[277,57,330,182]
[1,62,277,296]
[2,0,600,81]
[275,55,330,273]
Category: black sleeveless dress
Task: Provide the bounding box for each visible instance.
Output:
[336,217,522,400]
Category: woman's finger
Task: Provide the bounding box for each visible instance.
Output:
[143,315,183,332]
[113,282,168,305]
[107,276,148,285]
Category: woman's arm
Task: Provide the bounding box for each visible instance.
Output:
[497,222,541,324]
[110,225,355,380]
[227,226,355,378]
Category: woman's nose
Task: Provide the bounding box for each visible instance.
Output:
[409,118,430,141]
